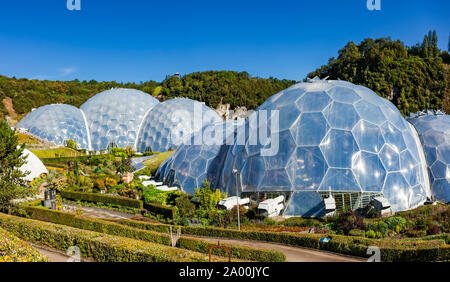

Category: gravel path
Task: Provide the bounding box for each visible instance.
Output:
[181,235,365,262]
[62,203,136,219]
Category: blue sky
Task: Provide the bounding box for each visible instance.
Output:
[0,0,449,82]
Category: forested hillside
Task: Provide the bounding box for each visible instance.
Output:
[0,71,296,120]
[308,31,449,115]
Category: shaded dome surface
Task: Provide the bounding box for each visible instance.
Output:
[136,98,222,153]
[17,104,90,149]
[81,88,159,151]
[408,111,450,203]
[221,79,430,214]
[20,149,48,182]
[156,120,242,194]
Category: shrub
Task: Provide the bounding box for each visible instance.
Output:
[22,206,284,262]
[111,217,449,262]
[142,187,168,205]
[263,217,277,226]
[193,179,225,212]
[175,195,195,218]
[0,213,207,262]
[60,190,143,209]
[281,217,323,228]
[334,211,365,235]
[144,202,177,219]
[427,224,441,235]
[0,227,48,262]
[385,216,407,232]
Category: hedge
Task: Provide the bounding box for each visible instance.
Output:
[111,218,450,262]
[0,213,208,262]
[23,206,285,262]
[60,190,143,209]
[144,202,177,219]
[0,226,48,262]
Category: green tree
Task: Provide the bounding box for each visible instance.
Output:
[66,139,78,150]
[0,120,29,213]
[193,179,225,212]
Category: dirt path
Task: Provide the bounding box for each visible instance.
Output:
[2,97,17,119]
[72,205,363,262]
[63,203,136,219]
[28,243,91,262]
[182,235,364,262]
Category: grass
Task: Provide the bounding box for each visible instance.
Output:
[141,151,174,175]
[31,147,86,158]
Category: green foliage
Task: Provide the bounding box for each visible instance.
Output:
[0,120,29,213]
[142,187,168,205]
[65,139,78,150]
[0,213,207,262]
[143,201,177,220]
[281,217,323,228]
[385,216,407,232]
[0,226,48,262]
[0,71,295,121]
[333,211,365,235]
[60,190,143,209]
[112,217,450,262]
[23,205,283,262]
[175,195,195,218]
[308,32,447,116]
[193,179,225,212]
[263,217,277,226]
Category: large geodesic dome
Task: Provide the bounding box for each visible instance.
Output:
[408,111,450,203]
[221,79,430,214]
[17,104,90,149]
[136,98,222,153]
[156,120,242,194]
[81,88,160,151]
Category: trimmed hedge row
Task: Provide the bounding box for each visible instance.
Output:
[23,206,285,262]
[0,226,48,262]
[144,202,177,219]
[0,213,208,262]
[111,218,450,262]
[61,190,143,209]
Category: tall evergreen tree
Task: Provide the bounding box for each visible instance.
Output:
[0,120,29,213]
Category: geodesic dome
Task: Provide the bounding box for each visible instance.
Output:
[19,149,48,182]
[81,88,160,151]
[221,79,430,214]
[136,98,222,153]
[408,111,450,203]
[17,104,90,149]
[156,120,242,194]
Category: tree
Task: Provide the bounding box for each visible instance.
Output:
[0,120,29,213]
[66,139,78,150]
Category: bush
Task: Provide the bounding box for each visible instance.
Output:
[0,213,207,262]
[60,190,143,209]
[427,224,441,235]
[144,202,177,220]
[193,179,225,212]
[263,217,277,226]
[175,195,195,218]
[281,217,323,228]
[110,218,450,262]
[385,216,407,232]
[334,211,365,235]
[22,206,284,262]
[0,227,48,262]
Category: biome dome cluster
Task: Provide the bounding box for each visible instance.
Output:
[17,89,221,152]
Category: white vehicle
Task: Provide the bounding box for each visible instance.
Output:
[258,195,285,217]
[218,196,250,210]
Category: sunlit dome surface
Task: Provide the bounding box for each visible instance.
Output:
[17,104,90,149]
[136,98,222,153]
[81,88,160,151]
[408,111,450,203]
[221,79,430,214]
[156,120,241,194]
[20,149,48,182]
